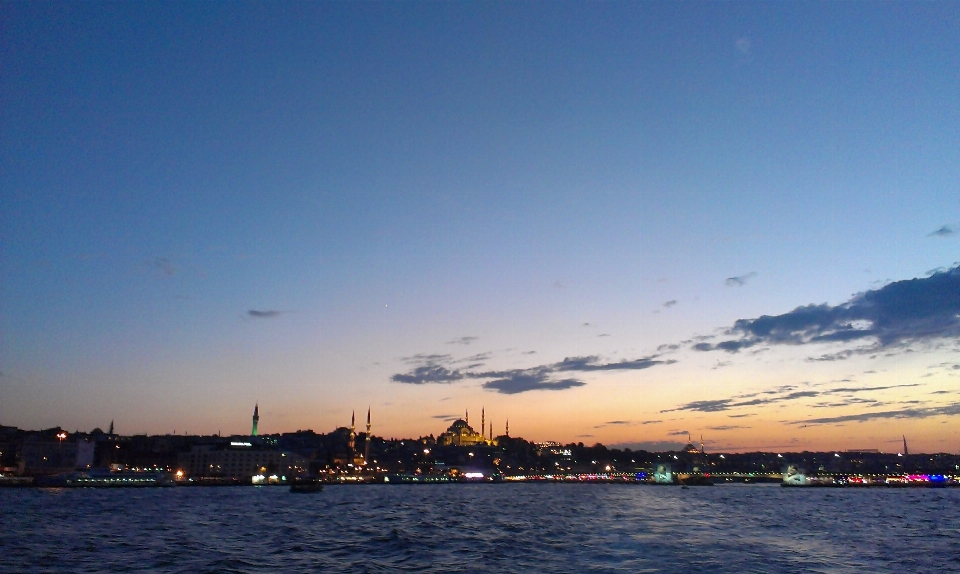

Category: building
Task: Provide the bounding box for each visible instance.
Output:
[437,414,489,447]
[177,442,306,480]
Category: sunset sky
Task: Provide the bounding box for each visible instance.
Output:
[2,2,959,453]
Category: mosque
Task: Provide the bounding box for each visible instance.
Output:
[437,408,500,447]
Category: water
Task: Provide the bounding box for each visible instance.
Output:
[3,484,959,573]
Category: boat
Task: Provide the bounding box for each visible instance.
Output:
[36,469,175,487]
[289,476,324,493]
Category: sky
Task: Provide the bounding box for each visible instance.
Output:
[2,1,959,453]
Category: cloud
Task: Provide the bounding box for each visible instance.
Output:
[248,310,282,318]
[482,371,585,395]
[666,430,690,436]
[151,257,176,276]
[554,355,675,372]
[391,365,463,384]
[663,300,678,308]
[594,420,632,428]
[664,382,922,414]
[792,403,960,425]
[391,351,676,394]
[432,414,460,421]
[641,420,662,425]
[446,336,478,345]
[707,425,749,431]
[609,441,686,452]
[699,266,960,353]
[929,224,957,237]
[725,272,757,287]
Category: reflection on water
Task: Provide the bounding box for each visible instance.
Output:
[3,484,959,573]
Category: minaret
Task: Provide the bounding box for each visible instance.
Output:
[506,419,509,437]
[700,434,704,454]
[364,407,371,464]
[349,410,356,453]
[481,407,485,441]
[465,409,469,425]
[489,422,493,442]
[108,420,114,437]
[251,404,259,436]
[903,435,909,456]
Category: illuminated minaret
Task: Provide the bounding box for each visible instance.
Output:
[349,410,356,453]
[364,407,371,463]
[489,422,493,442]
[465,409,469,426]
[251,404,259,436]
[481,407,485,441]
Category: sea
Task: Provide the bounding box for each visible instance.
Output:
[3,483,959,573]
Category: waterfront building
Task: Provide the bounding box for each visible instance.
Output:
[177,442,306,479]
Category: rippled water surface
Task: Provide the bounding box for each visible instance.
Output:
[4,484,959,573]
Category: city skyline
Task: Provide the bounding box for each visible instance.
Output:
[2,2,959,453]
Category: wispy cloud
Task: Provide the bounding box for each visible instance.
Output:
[446,336,478,346]
[793,403,960,425]
[667,430,690,436]
[663,300,678,308]
[707,425,749,431]
[929,224,957,237]
[391,352,676,394]
[663,383,919,414]
[248,309,283,318]
[610,441,685,452]
[725,272,757,287]
[697,266,960,353]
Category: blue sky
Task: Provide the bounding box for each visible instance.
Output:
[2,2,959,451]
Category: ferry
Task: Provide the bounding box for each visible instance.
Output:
[36,469,175,488]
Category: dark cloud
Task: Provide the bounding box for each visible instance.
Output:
[151,257,176,276]
[667,382,924,415]
[431,414,460,421]
[391,365,463,384]
[248,310,282,318]
[392,350,675,394]
[699,266,960,353]
[663,300,678,308]
[929,224,956,237]
[792,403,960,425]
[667,430,690,436]
[725,272,757,287]
[727,413,754,418]
[554,355,675,372]
[446,336,478,345]
[707,425,749,431]
[598,333,611,337]
[483,372,585,394]
[641,420,662,425]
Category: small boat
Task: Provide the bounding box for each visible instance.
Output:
[289,477,324,493]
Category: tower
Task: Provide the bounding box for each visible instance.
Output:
[506,419,509,437]
[364,407,371,464]
[481,407,485,441]
[251,404,259,437]
[465,409,469,425]
[903,435,909,456]
[108,420,114,436]
[349,410,356,453]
